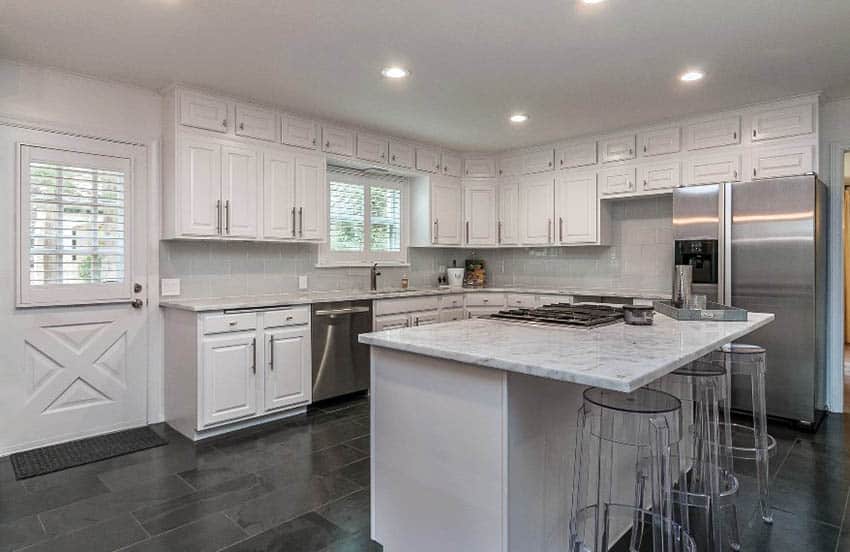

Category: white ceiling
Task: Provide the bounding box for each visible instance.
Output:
[2,0,850,152]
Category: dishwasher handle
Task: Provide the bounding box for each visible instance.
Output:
[313,306,371,317]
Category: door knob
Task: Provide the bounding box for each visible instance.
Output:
[131,299,144,309]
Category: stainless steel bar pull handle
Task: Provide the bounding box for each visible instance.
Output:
[498,221,502,244]
[225,200,231,234]
[298,207,304,236]
[548,219,552,243]
[269,336,274,370]
[216,200,222,234]
[314,306,371,316]
[466,221,470,243]
[559,217,564,242]
[251,337,256,374]
[291,207,297,237]
[433,219,439,243]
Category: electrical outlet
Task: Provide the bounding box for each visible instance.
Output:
[298,275,308,290]
[160,278,181,297]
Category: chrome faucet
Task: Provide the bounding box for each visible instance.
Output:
[370,262,381,291]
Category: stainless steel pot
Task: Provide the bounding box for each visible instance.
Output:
[622,305,654,325]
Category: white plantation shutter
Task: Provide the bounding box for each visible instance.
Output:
[329,181,365,252]
[370,186,401,252]
[19,145,132,306]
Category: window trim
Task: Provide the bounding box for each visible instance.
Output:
[318,171,409,268]
[17,143,134,307]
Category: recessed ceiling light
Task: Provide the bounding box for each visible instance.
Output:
[581,0,606,4]
[381,66,409,79]
[510,114,529,123]
[680,70,705,82]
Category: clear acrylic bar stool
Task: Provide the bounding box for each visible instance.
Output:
[570,387,690,552]
[572,503,697,552]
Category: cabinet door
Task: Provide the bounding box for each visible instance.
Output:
[558,141,597,170]
[599,166,637,196]
[599,135,636,163]
[498,180,520,245]
[442,152,463,177]
[555,171,597,244]
[523,149,555,174]
[518,174,555,244]
[322,125,355,157]
[411,310,440,327]
[439,308,465,322]
[389,139,414,168]
[464,157,497,178]
[639,161,681,192]
[179,136,221,236]
[464,181,497,245]
[179,91,229,133]
[685,117,740,150]
[751,145,813,180]
[281,114,317,149]
[357,133,389,163]
[685,154,741,185]
[265,326,310,412]
[751,104,814,142]
[638,127,680,157]
[498,154,523,177]
[374,314,410,331]
[431,176,462,244]
[235,104,277,142]
[416,147,441,173]
[294,154,326,240]
[263,150,296,239]
[201,333,257,427]
[221,145,259,239]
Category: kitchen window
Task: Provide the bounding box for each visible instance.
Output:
[17,145,132,306]
[319,166,408,266]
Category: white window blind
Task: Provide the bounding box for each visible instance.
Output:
[370,186,401,252]
[329,181,365,252]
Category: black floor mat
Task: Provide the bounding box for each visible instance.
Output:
[10,426,168,480]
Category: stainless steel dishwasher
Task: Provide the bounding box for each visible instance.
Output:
[311,300,372,402]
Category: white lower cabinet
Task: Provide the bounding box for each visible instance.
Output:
[411,310,440,326]
[164,307,311,440]
[374,314,410,331]
[439,308,465,322]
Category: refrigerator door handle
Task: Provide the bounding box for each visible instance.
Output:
[722,181,732,305]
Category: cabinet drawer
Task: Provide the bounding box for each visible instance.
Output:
[439,308,465,323]
[751,145,813,180]
[685,117,740,150]
[523,149,555,174]
[281,114,317,149]
[264,307,310,328]
[558,141,597,169]
[374,314,410,331]
[322,125,355,156]
[506,294,536,308]
[599,167,637,196]
[374,296,441,316]
[537,294,572,306]
[751,103,814,142]
[639,161,680,192]
[465,293,506,307]
[235,104,277,141]
[638,127,680,157]
[411,310,440,326]
[203,313,258,334]
[599,135,636,163]
[439,294,465,309]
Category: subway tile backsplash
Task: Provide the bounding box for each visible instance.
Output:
[160,195,673,298]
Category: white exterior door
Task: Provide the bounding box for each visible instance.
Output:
[221,145,259,239]
[294,153,326,240]
[179,136,221,236]
[1,127,149,455]
[264,327,311,412]
[518,174,554,245]
[263,150,296,239]
[201,332,257,427]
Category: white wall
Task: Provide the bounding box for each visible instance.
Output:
[0,60,166,426]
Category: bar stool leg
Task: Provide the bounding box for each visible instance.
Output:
[649,416,673,552]
[751,359,773,524]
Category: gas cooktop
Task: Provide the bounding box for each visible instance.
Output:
[487,303,624,328]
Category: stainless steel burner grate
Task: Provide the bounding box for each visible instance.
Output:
[487,303,624,328]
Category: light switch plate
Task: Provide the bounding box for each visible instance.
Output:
[298,275,308,290]
[160,278,181,297]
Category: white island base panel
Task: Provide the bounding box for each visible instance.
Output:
[371,348,647,552]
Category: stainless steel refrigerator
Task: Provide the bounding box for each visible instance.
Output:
[672,174,827,428]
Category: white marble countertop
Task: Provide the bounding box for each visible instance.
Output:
[359,312,774,392]
[159,286,670,312]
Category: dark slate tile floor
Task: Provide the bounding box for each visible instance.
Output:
[3,396,850,551]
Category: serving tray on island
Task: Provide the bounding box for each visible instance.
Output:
[653,299,748,321]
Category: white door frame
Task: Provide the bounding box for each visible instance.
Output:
[828,142,850,413]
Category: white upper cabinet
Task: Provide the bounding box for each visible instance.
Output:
[639,161,681,192]
[430,176,462,245]
[598,166,636,196]
[498,154,524,177]
[294,153,326,240]
[441,152,463,177]
[464,157,498,178]
[463,180,497,246]
[751,103,814,142]
[389,139,414,169]
[179,136,222,236]
[321,125,355,157]
[179,90,230,133]
[416,146,441,173]
[600,135,636,163]
[235,104,277,142]
[555,171,597,244]
[638,127,680,157]
[264,325,311,412]
[356,133,389,163]
[685,153,741,186]
[751,145,813,180]
[280,114,317,149]
[263,150,296,239]
[558,141,597,170]
[498,179,520,245]
[518,174,555,244]
[685,116,741,150]
[523,149,555,174]
[221,145,259,239]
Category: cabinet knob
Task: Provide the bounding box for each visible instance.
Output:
[222,119,228,128]
[392,154,396,161]
[643,144,647,153]
[239,122,245,131]
[732,131,737,140]
[753,168,757,177]
[548,161,552,167]
[753,129,757,138]
[312,137,317,146]
[326,141,330,148]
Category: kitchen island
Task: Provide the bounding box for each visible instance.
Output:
[359,312,774,552]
